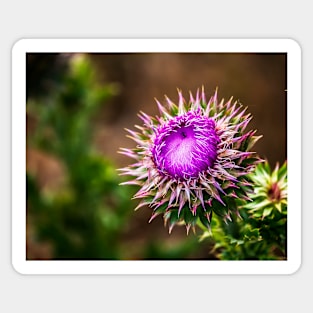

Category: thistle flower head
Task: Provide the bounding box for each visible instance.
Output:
[244,160,287,219]
[119,87,263,233]
[152,111,219,180]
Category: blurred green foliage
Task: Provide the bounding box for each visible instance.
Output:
[26,54,135,259]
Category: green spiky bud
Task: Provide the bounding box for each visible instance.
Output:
[244,160,287,219]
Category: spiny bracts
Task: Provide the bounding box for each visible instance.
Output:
[119,87,263,234]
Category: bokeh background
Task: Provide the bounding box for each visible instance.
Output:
[26,52,287,260]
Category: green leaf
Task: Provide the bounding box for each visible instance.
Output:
[183,207,197,225]
[211,200,227,217]
[199,211,211,229]
[169,209,180,225]
[262,207,273,218]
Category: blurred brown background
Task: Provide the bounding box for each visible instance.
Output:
[91,53,287,167]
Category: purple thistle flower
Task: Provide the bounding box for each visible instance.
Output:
[119,87,263,233]
[152,111,219,180]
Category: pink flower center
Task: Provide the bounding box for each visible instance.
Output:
[152,112,219,180]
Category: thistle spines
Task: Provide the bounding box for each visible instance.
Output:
[119,87,263,233]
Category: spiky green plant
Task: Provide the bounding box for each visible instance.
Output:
[244,160,287,219]
[205,160,288,260]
